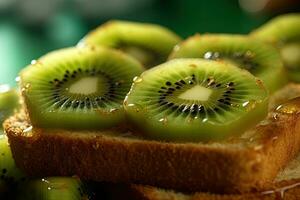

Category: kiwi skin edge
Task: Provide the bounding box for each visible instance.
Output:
[0,86,20,124]
[250,13,300,83]
[80,20,182,68]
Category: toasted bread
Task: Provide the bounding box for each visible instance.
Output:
[4,84,300,194]
[126,152,300,200]
[126,180,300,200]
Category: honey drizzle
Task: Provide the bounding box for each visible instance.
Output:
[261,182,300,200]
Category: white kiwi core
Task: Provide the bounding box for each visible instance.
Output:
[69,77,98,94]
[178,85,212,101]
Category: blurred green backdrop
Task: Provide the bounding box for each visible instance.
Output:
[0,0,299,86]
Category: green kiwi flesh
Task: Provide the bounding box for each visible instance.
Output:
[251,14,300,82]
[80,20,182,68]
[20,47,144,130]
[169,34,287,93]
[0,85,20,124]
[16,177,87,200]
[0,87,23,198]
[124,59,269,142]
[0,134,25,188]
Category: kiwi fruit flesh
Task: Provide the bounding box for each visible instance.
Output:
[251,14,300,82]
[0,85,20,124]
[16,177,88,200]
[0,87,23,198]
[169,34,287,93]
[20,46,144,130]
[0,133,25,189]
[124,59,269,142]
[80,20,182,68]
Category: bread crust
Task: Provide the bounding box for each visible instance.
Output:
[129,179,300,200]
[5,84,300,194]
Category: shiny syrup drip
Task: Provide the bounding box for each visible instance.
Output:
[275,96,300,115]
[261,96,300,199]
[261,182,300,200]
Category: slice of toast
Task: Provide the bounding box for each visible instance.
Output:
[127,152,300,200]
[4,84,300,194]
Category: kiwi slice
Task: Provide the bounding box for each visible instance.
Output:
[16,177,89,200]
[20,46,144,129]
[251,14,300,82]
[0,85,20,124]
[0,133,25,187]
[80,20,182,68]
[0,87,23,198]
[124,59,269,142]
[169,34,286,93]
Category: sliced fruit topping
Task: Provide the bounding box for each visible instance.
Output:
[80,20,182,68]
[169,34,287,93]
[20,47,144,129]
[251,14,300,82]
[124,59,269,142]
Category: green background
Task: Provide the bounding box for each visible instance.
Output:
[0,0,271,86]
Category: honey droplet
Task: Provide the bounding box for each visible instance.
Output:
[23,126,32,133]
[133,76,143,83]
[109,108,118,113]
[242,100,258,111]
[261,182,300,199]
[272,113,279,120]
[127,101,143,113]
[203,52,213,59]
[42,178,50,183]
[275,97,300,114]
[31,60,37,65]
[31,60,42,66]
[159,117,168,124]
[22,126,33,137]
[21,83,31,94]
[202,118,208,122]
[15,76,20,83]
[272,136,278,142]
[254,145,263,151]
[242,101,250,107]
[207,78,215,86]
[25,83,31,89]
